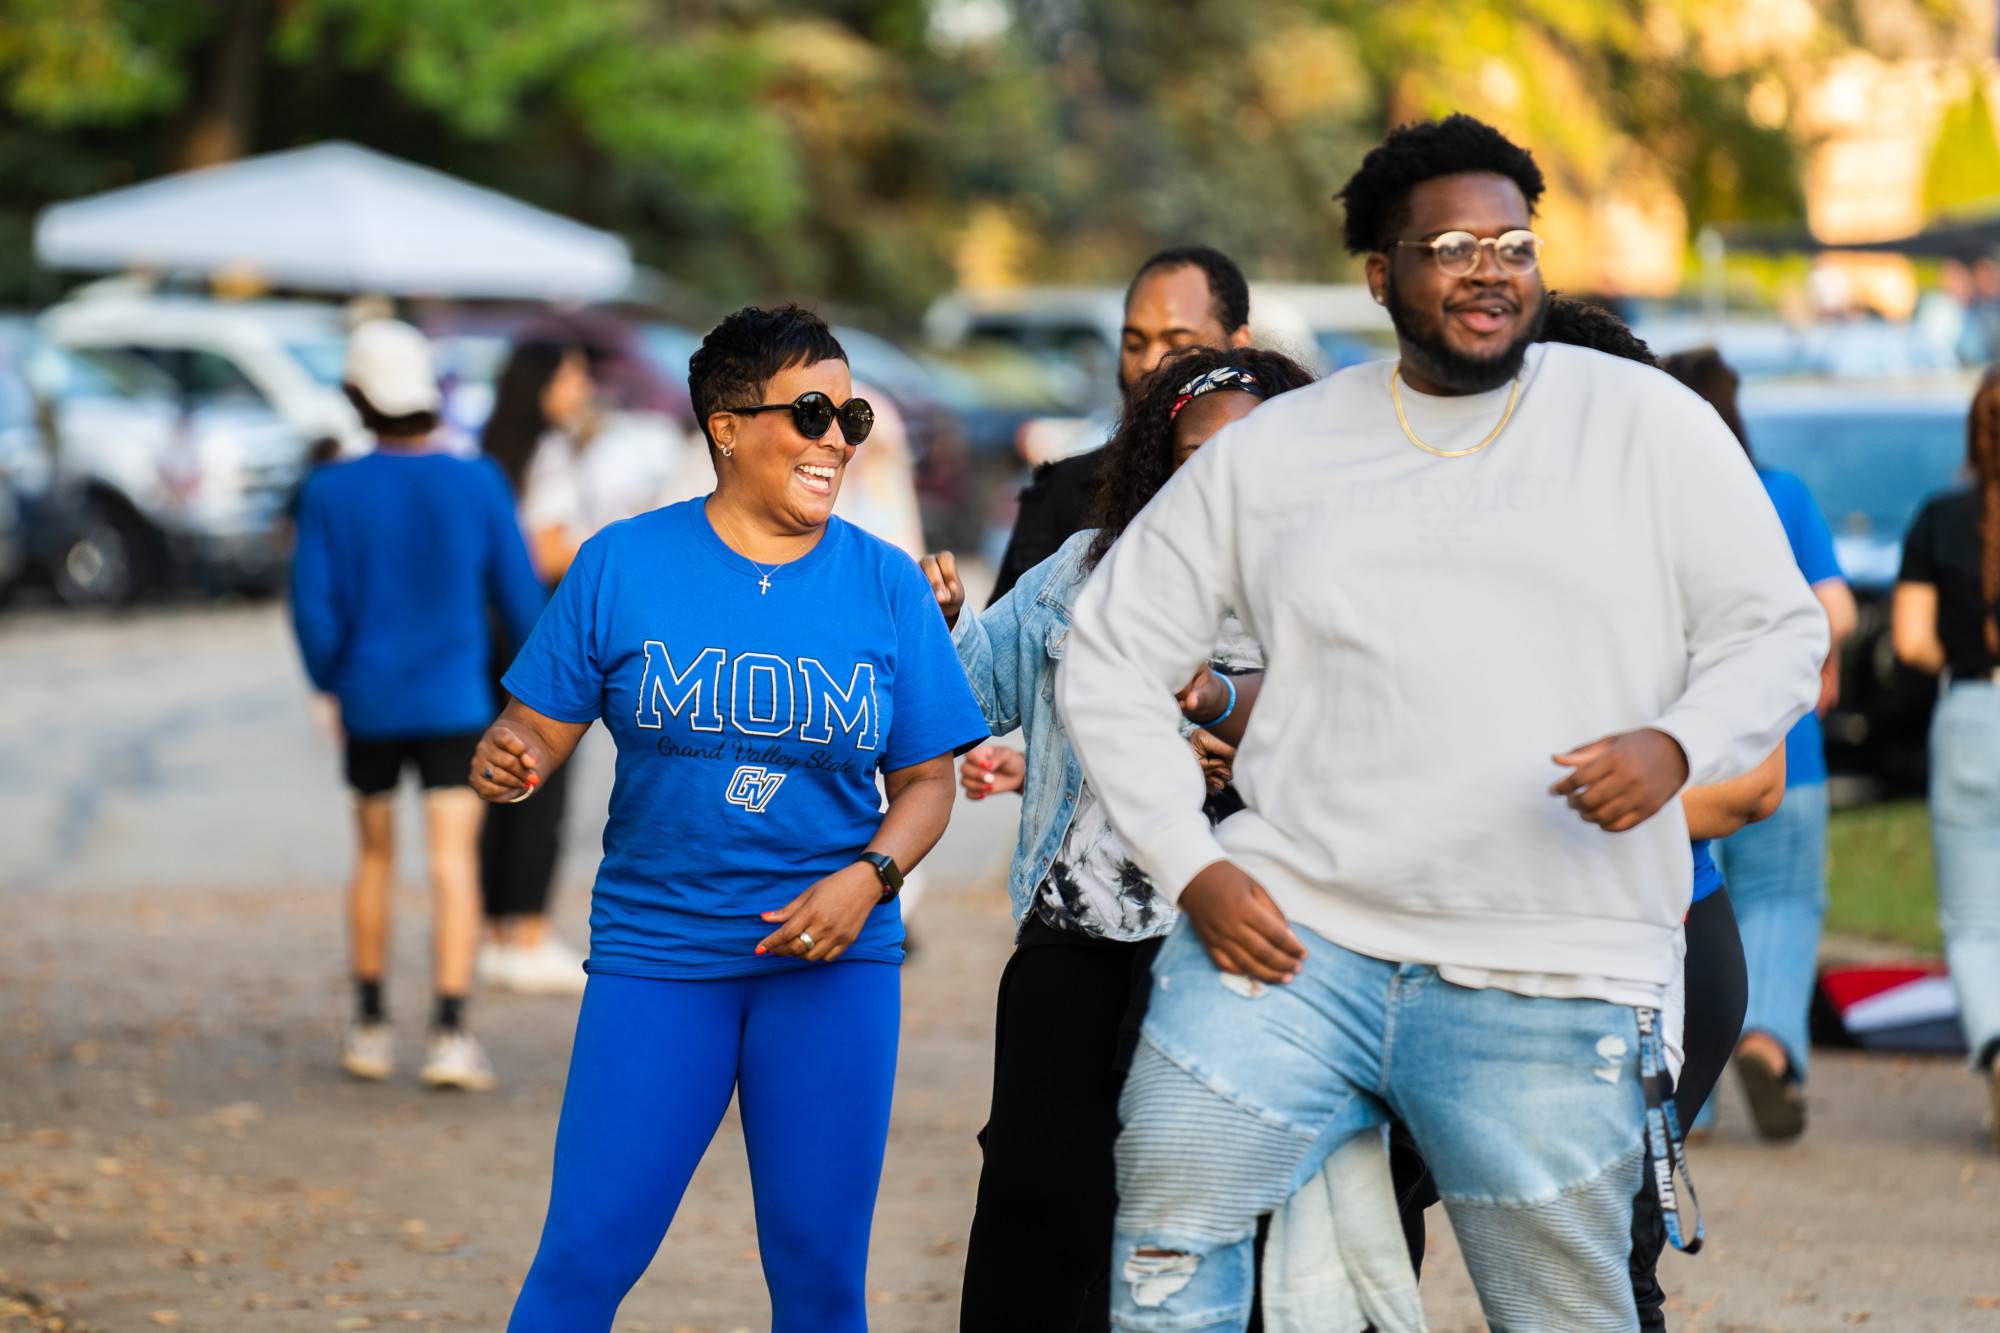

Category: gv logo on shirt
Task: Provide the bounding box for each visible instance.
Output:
[724,765,787,814]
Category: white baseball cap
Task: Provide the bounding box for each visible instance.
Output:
[344,319,441,417]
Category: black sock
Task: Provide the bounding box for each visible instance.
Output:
[356,979,385,1024]
[434,994,465,1032]
[1979,1036,2000,1074]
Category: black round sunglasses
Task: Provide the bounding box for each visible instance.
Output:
[729,391,875,444]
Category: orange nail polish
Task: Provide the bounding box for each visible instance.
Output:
[755,945,766,955]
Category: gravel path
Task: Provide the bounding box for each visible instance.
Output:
[3,603,1995,1331]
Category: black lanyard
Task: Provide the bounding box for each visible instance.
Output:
[1636,1006,1704,1253]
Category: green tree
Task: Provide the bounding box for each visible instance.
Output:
[0,0,1981,313]
[1923,78,2000,220]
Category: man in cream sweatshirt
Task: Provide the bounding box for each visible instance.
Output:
[1057,115,1826,1332]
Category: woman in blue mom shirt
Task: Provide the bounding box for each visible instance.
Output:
[474,307,986,1332]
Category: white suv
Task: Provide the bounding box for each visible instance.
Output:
[43,291,365,454]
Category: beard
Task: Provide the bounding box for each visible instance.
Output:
[1385,271,1547,394]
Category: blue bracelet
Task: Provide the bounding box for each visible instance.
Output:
[1204,672,1237,728]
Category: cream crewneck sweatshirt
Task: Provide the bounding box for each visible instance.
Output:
[1056,344,1826,1006]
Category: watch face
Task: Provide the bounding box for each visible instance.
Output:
[866,853,901,891]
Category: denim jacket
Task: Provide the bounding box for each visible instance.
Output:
[953,529,1187,936]
[951,529,1094,929]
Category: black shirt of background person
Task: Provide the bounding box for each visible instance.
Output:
[1901,486,2000,678]
[987,448,1107,605]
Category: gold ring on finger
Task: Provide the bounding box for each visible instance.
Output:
[798,930,815,951]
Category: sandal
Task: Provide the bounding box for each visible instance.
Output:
[1735,1047,1805,1141]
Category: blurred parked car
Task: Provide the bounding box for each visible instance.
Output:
[1741,377,1975,795]
[14,336,303,605]
[1250,282,1396,369]
[922,283,1329,409]
[0,475,23,597]
[0,330,59,596]
[43,289,364,454]
[1641,316,1959,381]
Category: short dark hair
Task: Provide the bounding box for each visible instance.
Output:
[1538,296,1656,367]
[1126,245,1251,333]
[687,305,847,448]
[343,384,439,440]
[1660,347,1751,458]
[1337,113,1546,255]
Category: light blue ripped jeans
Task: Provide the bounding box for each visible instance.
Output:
[1930,683,2000,1068]
[1713,780,1829,1075]
[1114,921,1646,1333]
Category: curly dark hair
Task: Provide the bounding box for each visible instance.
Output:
[1336,113,1546,255]
[1083,344,1315,571]
[1539,295,1656,367]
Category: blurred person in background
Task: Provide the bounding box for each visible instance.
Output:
[478,306,985,1331]
[290,319,547,1092]
[1662,348,1855,1143]
[928,344,1316,1332]
[1892,368,2000,1150]
[986,245,1254,604]
[1914,260,1984,368]
[1973,259,2000,363]
[472,339,606,996]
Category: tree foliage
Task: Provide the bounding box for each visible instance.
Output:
[0,0,1975,314]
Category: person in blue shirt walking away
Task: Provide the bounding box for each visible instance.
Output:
[1662,348,1856,1141]
[475,306,986,1332]
[290,319,548,1093]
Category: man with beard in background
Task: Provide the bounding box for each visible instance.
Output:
[987,245,1253,603]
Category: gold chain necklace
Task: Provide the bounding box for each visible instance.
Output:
[1390,364,1524,459]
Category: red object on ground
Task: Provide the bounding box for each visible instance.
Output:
[1812,963,1966,1055]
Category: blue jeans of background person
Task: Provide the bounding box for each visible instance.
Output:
[1930,684,2000,1069]
[1713,779,1829,1078]
[508,964,900,1333]
[1111,921,1645,1333]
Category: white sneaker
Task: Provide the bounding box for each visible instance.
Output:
[498,936,588,996]
[421,1029,495,1091]
[475,941,517,988]
[340,1021,394,1082]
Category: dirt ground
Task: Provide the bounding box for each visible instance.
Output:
[4,603,1998,1332]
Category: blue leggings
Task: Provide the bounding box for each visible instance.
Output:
[508,964,901,1332]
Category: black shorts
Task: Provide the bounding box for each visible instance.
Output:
[344,731,483,797]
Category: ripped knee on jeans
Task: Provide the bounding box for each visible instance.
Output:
[1124,1248,1200,1308]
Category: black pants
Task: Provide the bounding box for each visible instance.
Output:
[477,751,570,920]
[1629,886,1748,1328]
[960,917,1161,1333]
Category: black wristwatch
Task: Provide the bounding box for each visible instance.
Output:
[857,851,904,903]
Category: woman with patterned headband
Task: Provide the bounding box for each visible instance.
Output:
[921,345,1313,1331]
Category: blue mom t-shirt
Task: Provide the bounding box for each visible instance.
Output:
[502,499,988,978]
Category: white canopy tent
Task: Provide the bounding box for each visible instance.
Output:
[34,142,634,301]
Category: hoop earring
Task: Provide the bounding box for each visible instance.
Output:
[719,444,734,459]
